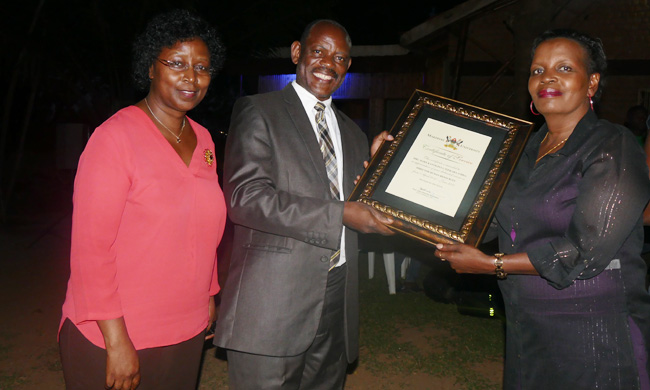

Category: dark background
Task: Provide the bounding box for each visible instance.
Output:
[0,0,465,222]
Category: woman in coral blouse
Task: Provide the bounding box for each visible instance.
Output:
[58,10,226,390]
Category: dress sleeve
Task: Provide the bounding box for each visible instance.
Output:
[528,129,650,289]
[69,126,132,323]
[209,252,220,296]
[223,97,345,250]
[209,220,224,296]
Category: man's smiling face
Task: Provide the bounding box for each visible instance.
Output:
[291,22,351,101]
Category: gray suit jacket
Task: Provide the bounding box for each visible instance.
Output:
[214,85,368,363]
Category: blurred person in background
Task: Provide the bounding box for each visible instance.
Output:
[625,104,649,145]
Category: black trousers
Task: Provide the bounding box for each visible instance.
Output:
[227,264,348,390]
[59,318,205,390]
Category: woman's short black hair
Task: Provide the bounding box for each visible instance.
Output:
[132,9,225,91]
[531,29,607,100]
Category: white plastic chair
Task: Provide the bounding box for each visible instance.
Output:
[368,252,410,294]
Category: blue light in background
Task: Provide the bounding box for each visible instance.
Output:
[258,73,370,99]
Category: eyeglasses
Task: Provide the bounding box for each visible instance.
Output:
[156,58,213,76]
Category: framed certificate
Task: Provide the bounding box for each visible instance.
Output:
[350,90,534,247]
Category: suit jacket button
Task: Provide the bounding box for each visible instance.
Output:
[320,256,328,262]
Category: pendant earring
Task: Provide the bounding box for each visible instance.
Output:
[589,96,594,111]
[530,101,540,116]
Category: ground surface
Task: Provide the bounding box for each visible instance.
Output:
[0,214,503,390]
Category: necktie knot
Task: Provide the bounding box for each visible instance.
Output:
[314,102,325,122]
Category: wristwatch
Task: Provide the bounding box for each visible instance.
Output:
[494,253,507,279]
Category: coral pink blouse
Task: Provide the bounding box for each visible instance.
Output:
[60,106,226,350]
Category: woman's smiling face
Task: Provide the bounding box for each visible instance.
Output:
[528,38,599,119]
[148,38,212,113]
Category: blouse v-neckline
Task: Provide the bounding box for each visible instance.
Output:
[135,105,199,169]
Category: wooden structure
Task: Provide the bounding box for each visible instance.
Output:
[223,0,650,137]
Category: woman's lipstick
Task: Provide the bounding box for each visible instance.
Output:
[538,89,562,98]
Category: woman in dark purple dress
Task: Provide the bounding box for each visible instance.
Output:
[435,29,650,390]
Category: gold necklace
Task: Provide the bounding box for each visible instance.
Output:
[144,98,186,143]
[536,133,568,163]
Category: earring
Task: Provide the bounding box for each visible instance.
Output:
[589,96,594,111]
[530,101,540,116]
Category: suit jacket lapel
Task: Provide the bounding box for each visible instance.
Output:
[281,85,331,191]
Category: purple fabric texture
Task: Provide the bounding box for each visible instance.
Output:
[494,110,650,390]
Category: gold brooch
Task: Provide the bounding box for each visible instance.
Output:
[203,149,214,167]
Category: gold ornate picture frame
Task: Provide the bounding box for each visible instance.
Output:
[349,90,534,247]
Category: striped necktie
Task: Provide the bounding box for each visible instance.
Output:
[314,102,340,200]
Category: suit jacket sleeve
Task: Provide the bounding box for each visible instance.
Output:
[224,95,346,250]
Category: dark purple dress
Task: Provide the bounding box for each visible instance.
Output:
[494,110,650,389]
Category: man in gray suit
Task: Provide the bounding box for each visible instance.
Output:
[215,19,393,389]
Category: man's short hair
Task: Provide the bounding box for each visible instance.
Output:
[299,19,352,48]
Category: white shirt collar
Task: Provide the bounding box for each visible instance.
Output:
[291,81,332,110]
